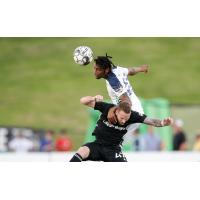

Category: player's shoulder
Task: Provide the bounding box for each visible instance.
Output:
[94,101,115,114]
[130,110,147,119]
[101,101,115,108]
[95,101,115,109]
[112,65,125,72]
[112,66,128,76]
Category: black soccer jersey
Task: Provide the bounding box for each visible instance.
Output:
[92,102,147,146]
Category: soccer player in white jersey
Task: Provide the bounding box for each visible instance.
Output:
[93,54,149,133]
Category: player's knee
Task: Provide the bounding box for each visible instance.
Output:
[77,146,90,159]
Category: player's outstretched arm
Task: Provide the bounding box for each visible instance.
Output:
[143,117,173,127]
[128,64,149,76]
[80,95,103,108]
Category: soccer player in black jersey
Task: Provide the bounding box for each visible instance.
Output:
[70,95,173,162]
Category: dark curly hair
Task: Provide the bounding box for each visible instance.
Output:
[94,53,116,70]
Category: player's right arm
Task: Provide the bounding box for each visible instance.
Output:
[128,64,149,76]
[80,95,103,108]
[143,117,173,127]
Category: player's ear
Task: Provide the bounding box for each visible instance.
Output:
[115,109,119,115]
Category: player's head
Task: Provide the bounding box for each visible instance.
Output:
[93,54,116,79]
[116,101,131,125]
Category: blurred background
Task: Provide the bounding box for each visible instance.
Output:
[0,37,200,161]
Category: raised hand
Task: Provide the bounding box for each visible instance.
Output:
[162,117,173,126]
[94,95,104,102]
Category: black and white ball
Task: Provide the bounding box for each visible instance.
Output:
[73,46,93,65]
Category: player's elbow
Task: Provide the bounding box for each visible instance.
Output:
[80,97,86,105]
[128,68,136,76]
[80,96,92,105]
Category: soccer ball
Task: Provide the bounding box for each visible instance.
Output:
[73,46,93,65]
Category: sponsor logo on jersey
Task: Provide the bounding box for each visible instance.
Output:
[103,120,127,131]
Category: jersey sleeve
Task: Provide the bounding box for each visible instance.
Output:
[130,111,147,123]
[118,66,129,76]
[94,102,114,113]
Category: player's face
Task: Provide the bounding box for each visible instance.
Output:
[93,64,107,79]
[116,110,131,125]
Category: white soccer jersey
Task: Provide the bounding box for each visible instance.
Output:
[105,66,144,114]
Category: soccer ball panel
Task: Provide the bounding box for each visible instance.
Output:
[73,46,93,66]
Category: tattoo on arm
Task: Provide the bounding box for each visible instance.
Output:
[144,117,163,127]
[128,68,137,76]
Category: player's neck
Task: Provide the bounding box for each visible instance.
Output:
[104,71,112,79]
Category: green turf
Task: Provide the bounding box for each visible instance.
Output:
[0,38,199,149]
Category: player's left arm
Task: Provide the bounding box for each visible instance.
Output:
[143,117,173,127]
[80,95,103,108]
[128,64,149,76]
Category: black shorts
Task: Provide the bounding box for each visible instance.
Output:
[82,141,127,162]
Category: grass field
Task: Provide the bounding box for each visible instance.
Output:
[0,38,199,149]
